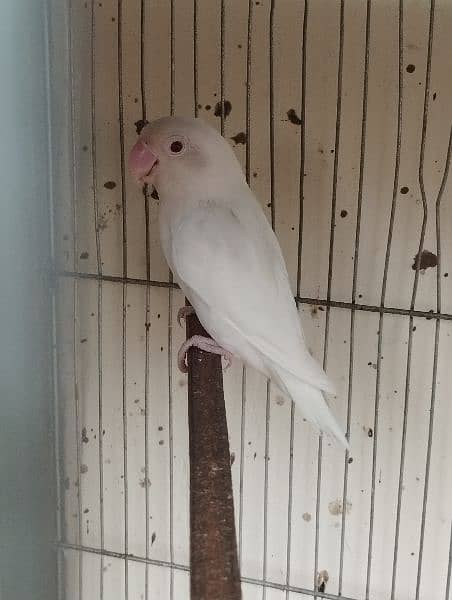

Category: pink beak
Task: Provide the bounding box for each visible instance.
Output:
[129,140,158,182]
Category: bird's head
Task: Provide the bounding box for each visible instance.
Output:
[129,116,245,197]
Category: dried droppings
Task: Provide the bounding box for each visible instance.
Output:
[134,119,148,135]
[231,132,247,145]
[214,99,232,118]
[287,109,302,125]
[412,250,438,271]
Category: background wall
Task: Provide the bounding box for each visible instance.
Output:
[0,1,56,599]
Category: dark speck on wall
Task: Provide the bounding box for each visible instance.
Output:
[151,188,159,200]
[253,172,258,178]
[231,132,247,145]
[433,92,437,100]
[134,119,149,135]
[406,64,416,73]
[82,145,88,152]
[104,181,116,190]
[412,250,438,271]
[80,251,89,260]
[151,532,156,545]
[214,100,232,118]
[340,209,348,218]
[205,104,211,110]
[286,109,302,125]
[368,428,373,438]
[444,272,449,277]
[400,186,409,194]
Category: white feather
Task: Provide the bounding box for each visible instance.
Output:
[134,116,348,448]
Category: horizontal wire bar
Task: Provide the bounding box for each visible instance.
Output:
[57,270,452,321]
[56,542,359,600]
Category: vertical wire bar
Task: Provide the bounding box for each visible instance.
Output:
[45,0,63,567]
[268,0,275,231]
[117,2,129,599]
[313,438,322,599]
[169,4,176,597]
[238,0,253,570]
[323,0,345,365]
[345,2,371,597]
[193,0,198,118]
[284,401,295,600]
[62,7,83,597]
[445,522,452,600]
[139,2,151,598]
[220,0,225,137]
[42,4,63,574]
[238,366,246,568]
[369,1,403,598]
[410,0,435,312]
[284,0,301,560]
[261,386,271,599]
[68,0,83,595]
[262,3,276,596]
[321,2,347,595]
[73,281,84,600]
[90,2,104,597]
[391,3,434,595]
[415,126,452,600]
[67,0,83,600]
[314,4,345,597]
[373,1,403,598]
[296,0,308,298]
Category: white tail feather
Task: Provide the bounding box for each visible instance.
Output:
[277,369,349,450]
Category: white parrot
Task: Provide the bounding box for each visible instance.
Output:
[129,116,348,448]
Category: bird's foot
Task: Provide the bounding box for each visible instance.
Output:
[177,335,233,373]
[177,306,196,327]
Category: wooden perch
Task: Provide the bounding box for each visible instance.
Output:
[185,303,242,600]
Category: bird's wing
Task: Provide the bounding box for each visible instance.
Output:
[171,203,333,393]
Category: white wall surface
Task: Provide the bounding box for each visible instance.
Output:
[50,1,452,599]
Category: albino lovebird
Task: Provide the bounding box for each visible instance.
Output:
[129,116,347,448]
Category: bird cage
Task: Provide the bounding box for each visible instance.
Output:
[8,1,452,599]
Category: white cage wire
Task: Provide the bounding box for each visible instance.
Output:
[48,1,452,599]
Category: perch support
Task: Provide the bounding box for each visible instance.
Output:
[186,302,242,600]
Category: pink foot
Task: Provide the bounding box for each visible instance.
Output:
[177,306,196,327]
[178,335,233,373]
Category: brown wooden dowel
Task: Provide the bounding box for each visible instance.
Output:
[185,301,242,600]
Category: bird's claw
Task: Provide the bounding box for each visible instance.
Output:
[178,335,233,373]
[177,306,196,327]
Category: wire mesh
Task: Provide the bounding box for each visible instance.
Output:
[49,0,452,599]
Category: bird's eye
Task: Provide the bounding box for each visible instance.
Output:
[170,140,184,154]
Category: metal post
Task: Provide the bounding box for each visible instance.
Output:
[186,303,242,600]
